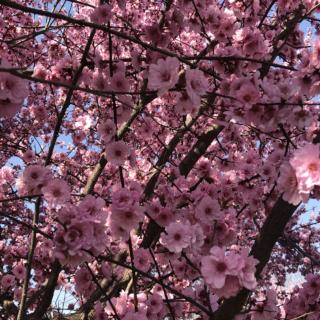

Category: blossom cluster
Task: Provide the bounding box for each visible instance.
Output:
[0,58,28,118]
[279,143,320,204]
[94,290,167,320]
[109,186,144,240]
[201,246,258,298]
[54,196,107,266]
[16,165,70,207]
[2,0,320,319]
[284,274,320,319]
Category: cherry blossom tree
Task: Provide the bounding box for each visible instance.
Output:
[1,0,320,319]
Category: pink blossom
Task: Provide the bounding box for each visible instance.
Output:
[106,141,130,166]
[0,58,28,118]
[110,204,143,232]
[79,195,105,217]
[185,69,208,105]
[32,63,47,79]
[72,130,86,145]
[133,248,151,272]
[236,82,260,106]
[57,204,78,225]
[160,221,192,253]
[167,9,184,36]
[234,27,267,58]
[173,259,187,278]
[144,23,167,45]
[145,200,162,217]
[303,274,320,297]
[251,290,278,320]
[122,310,148,320]
[0,166,14,192]
[16,165,51,195]
[201,246,232,289]
[110,71,130,92]
[201,246,257,297]
[92,71,108,91]
[175,91,197,115]
[190,223,205,251]
[53,204,107,266]
[117,0,126,10]
[131,49,141,70]
[238,249,258,290]
[290,143,320,197]
[146,202,173,226]
[63,222,93,252]
[195,196,222,224]
[42,178,71,207]
[22,149,36,163]
[95,303,108,320]
[312,40,320,68]
[109,220,130,240]
[127,181,142,201]
[278,162,302,205]
[111,188,135,212]
[155,207,174,227]
[106,290,129,317]
[148,57,180,95]
[1,274,15,289]
[197,160,212,177]
[109,188,143,236]
[74,267,92,295]
[12,263,26,280]
[101,262,112,278]
[214,275,241,298]
[146,293,163,314]
[90,4,112,24]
